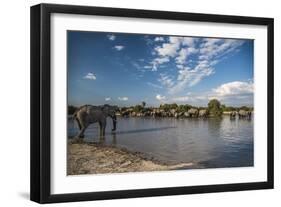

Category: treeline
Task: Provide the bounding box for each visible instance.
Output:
[68,99,253,117]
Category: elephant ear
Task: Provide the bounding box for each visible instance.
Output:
[101,104,116,116]
[101,104,109,113]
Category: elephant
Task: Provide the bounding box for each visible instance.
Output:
[198,109,209,118]
[238,110,252,119]
[73,104,118,138]
[229,111,237,119]
[187,108,199,117]
[121,110,130,117]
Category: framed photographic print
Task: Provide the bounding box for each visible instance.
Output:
[30,3,274,203]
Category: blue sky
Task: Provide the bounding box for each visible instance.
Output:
[67,31,253,107]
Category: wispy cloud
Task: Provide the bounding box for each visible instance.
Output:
[158,73,174,89]
[107,34,116,41]
[114,45,125,51]
[147,82,163,89]
[105,97,111,101]
[168,61,214,94]
[83,72,96,80]
[150,57,170,71]
[145,36,198,71]
[118,97,128,101]
[146,36,244,95]
[176,47,198,64]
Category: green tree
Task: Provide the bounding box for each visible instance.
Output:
[223,106,236,112]
[208,99,222,117]
[159,103,178,112]
[177,104,192,112]
[141,101,146,108]
[133,104,143,113]
[240,106,250,111]
[170,103,178,109]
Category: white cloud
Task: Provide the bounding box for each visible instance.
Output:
[105,97,111,101]
[212,81,253,98]
[167,62,214,94]
[155,37,165,42]
[199,38,244,60]
[107,34,116,41]
[83,72,96,80]
[151,80,253,106]
[182,37,196,47]
[131,61,141,70]
[147,82,163,89]
[118,97,128,101]
[172,96,190,102]
[150,57,170,71]
[146,37,189,71]
[151,37,245,94]
[171,94,207,103]
[158,73,174,88]
[114,45,125,51]
[155,37,196,58]
[176,47,198,64]
[155,36,181,58]
[156,94,166,101]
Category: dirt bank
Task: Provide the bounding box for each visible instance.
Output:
[67,141,194,175]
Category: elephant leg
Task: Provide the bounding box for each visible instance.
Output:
[77,126,87,138]
[112,115,117,131]
[76,121,88,139]
[102,121,106,136]
[75,117,82,130]
[98,121,102,136]
[99,121,106,137]
[75,113,88,139]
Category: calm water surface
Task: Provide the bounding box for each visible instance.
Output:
[68,116,253,168]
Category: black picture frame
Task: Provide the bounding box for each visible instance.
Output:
[30,3,274,204]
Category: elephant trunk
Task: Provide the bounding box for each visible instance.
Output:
[112,115,117,131]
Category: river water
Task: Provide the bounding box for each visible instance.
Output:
[68,116,253,169]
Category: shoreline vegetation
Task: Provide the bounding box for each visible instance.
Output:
[67,141,195,175]
[68,99,253,119]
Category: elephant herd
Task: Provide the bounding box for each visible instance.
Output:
[230,110,252,119]
[160,108,209,118]
[125,108,209,118]
[184,108,209,118]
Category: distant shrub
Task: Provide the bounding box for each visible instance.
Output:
[208,99,222,117]
[159,103,178,112]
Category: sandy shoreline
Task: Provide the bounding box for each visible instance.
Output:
[67,141,194,175]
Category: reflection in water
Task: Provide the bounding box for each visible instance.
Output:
[68,116,253,168]
[113,126,177,135]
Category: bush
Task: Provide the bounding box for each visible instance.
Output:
[208,99,222,117]
[133,105,143,113]
[239,106,252,111]
[159,103,178,112]
[177,104,192,112]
